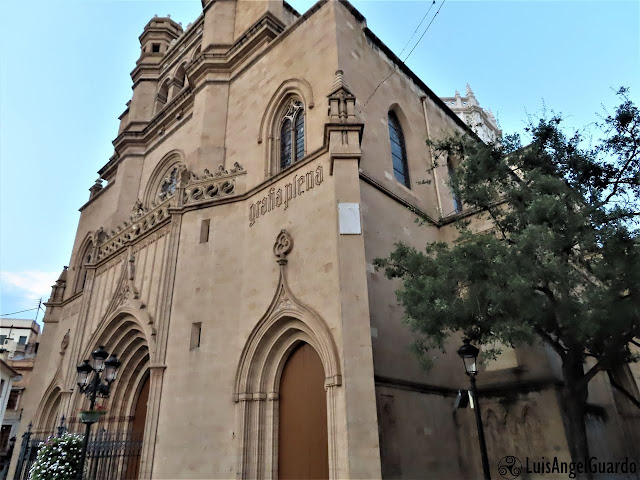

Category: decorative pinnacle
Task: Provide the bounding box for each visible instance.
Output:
[466,83,475,97]
[332,70,347,92]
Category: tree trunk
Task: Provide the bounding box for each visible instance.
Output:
[559,353,592,480]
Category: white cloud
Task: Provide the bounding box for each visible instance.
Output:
[1,270,58,306]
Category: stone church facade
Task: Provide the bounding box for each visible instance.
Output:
[11,1,640,479]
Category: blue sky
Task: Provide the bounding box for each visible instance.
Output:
[1,0,638,320]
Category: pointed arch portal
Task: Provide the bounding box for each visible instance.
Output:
[234,230,341,479]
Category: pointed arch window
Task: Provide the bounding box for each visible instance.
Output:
[388,111,410,188]
[279,100,305,171]
[75,241,94,293]
[447,159,463,213]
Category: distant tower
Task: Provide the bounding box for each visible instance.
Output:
[139,15,183,57]
[124,16,183,129]
[440,84,501,144]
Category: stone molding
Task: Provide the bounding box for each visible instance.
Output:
[94,164,245,266]
[257,78,315,145]
[233,229,342,479]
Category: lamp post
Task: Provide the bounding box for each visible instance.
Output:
[75,346,121,480]
[458,338,491,480]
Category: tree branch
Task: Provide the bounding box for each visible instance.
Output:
[607,370,640,411]
[533,325,567,359]
[601,134,639,205]
[581,361,603,388]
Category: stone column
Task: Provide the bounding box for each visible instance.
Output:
[139,365,166,479]
[143,212,183,478]
[326,71,382,478]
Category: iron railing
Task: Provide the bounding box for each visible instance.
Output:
[12,421,142,480]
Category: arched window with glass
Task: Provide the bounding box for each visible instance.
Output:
[388,111,410,188]
[279,99,305,171]
[447,158,463,213]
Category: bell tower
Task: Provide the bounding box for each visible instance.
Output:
[125,16,183,129]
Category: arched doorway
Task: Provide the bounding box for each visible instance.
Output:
[278,342,328,479]
[125,374,149,479]
[40,388,61,432]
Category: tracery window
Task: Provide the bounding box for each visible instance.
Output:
[279,99,305,170]
[158,166,179,201]
[388,111,410,188]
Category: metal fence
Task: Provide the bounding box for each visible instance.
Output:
[12,422,142,480]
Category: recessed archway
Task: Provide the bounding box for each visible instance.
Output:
[70,312,151,436]
[234,262,341,479]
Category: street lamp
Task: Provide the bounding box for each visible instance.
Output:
[457,338,491,480]
[75,345,120,480]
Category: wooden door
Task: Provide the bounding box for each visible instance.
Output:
[125,374,149,479]
[278,342,329,479]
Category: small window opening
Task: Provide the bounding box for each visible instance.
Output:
[190,322,202,350]
[18,336,27,345]
[151,43,161,53]
[200,219,210,244]
[7,390,19,410]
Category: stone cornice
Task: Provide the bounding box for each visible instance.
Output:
[159,15,204,70]
[99,92,195,178]
[187,13,284,86]
[44,290,83,310]
[374,374,564,398]
[359,172,439,226]
[78,178,115,212]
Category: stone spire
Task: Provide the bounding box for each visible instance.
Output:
[327,70,356,123]
[466,83,475,97]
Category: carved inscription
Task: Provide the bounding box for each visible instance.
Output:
[249,166,324,226]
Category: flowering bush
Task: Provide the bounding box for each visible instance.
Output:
[28,433,83,480]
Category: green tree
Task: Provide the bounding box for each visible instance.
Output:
[375,88,640,469]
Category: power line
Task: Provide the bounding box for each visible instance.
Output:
[397,0,436,58]
[1,307,39,317]
[402,0,447,63]
[359,0,447,112]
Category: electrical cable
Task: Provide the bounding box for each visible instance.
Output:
[402,0,447,63]
[359,0,447,112]
[1,307,39,317]
[397,0,436,58]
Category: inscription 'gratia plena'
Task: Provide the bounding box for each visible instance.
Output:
[249,165,324,226]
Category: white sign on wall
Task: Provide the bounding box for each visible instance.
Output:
[338,203,361,235]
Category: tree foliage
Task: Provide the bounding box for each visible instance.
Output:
[375,88,640,464]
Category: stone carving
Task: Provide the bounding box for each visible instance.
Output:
[275,289,292,311]
[49,266,68,303]
[128,253,136,281]
[97,197,173,261]
[132,199,144,217]
[60,329,70,355]
[182,164,244,206]
[158,167,179,201]
[249,166,324,227]
[273,229,293,260]
[98,165,244,263]
[103,253,142,319]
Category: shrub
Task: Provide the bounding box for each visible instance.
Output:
[28,432,83,480]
